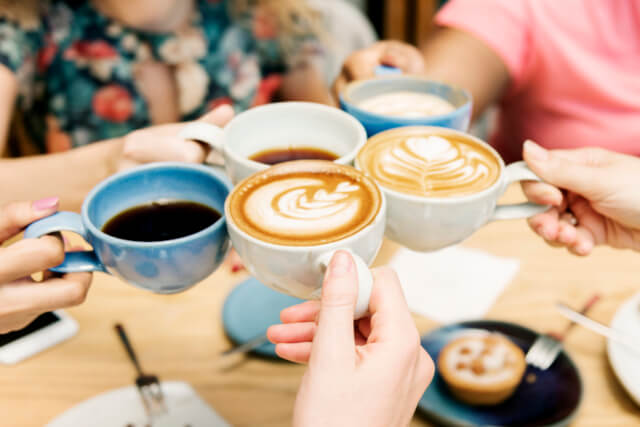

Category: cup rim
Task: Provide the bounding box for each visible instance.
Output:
[222,101,368,171]
[340,75,473,124]
[223,164,387,252]
[81,162,232,248]
[355,126,507,204]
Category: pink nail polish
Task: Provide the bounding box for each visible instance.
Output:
[33,197,59,211]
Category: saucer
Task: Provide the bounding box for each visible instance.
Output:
[419,320,582,427]
[607,292,640,405]
[222,277,304,358]
[46,381,229,427]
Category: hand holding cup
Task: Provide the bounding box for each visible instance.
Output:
[268,251,434,427]
[522,141,640,255]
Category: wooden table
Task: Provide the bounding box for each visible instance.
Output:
[2,186,640,426]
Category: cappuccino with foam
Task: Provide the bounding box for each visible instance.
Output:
[227,161,382,246]
[356,126,548,252]
[357,91,456,118]
[357,127,500,198]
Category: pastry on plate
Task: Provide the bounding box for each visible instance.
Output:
[437,332,526,405]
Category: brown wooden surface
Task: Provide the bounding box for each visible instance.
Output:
[415,0,437,45]
[384,0,438,44]
[1,186,640,426]
[384,0,409,41]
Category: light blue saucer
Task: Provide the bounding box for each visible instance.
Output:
[222,277,304,358]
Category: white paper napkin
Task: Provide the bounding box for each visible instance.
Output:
[388,246,520,324]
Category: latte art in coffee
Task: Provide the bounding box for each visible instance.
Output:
[228,161,381,246]
[245,178,362,237]
[358,128,500,197]
[357,91,456,118]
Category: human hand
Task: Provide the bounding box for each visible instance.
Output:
[522,140,640,255]
[117,105,235,171]
[224,248,245,273]
[0,199,92,334]
[332,41,426,99]
[267,251,434,427]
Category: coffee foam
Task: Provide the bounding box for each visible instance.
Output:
[357,91,456,118]
[358,128,500,197]
[228,161,381,246]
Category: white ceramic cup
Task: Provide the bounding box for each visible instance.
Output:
[356,126,549,252]
[178,102,367,185]
[224,172,387,319]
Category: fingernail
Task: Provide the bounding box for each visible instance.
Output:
[329,251,353,276]
[524,140,549,162]
[33,197,59,212]
[231,264,244,273]
[577,242,592,255]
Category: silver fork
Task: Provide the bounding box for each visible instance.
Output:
[115,323,167,419]
[525,294,600,370]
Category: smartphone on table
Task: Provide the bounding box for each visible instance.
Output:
[0,311,78,364]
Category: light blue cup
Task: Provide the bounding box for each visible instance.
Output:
[340,73,472,136]
[24,162,231,294]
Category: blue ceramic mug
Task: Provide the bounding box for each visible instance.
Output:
[340,72,472,136]
[24,162,231,294]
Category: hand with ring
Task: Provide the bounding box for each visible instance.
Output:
[521,140,640,255]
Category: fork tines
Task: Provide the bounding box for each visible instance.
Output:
[525,334,562,370]
[136,374,167,417]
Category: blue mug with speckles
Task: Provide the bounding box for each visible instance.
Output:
[24,162,231,294]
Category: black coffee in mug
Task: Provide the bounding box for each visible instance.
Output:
[250,147,338,165]
[102,200,221,242]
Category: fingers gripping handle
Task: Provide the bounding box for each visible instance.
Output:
[23,212,106,273]
[315,249,373,319]
[178,122,225,165]
[491,161,551,221]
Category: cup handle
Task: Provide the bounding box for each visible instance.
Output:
[313,249,373,319]
[375,65,402,76]
[490,161,550,221]
[23,212,106,273]
[178,122,225,165]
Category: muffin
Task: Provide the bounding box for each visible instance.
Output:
[437,332,526,405]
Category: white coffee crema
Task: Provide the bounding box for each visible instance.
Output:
[358,129,500,198]
[357,91,456,118]
[228,161,381,246]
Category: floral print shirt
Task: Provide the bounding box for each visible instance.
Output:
[0,0,316,153]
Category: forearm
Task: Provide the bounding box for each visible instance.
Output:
[1,139,122,211]
[419,28,509,119]
[280,64,336,106]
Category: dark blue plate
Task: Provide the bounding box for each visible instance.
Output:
[419,321,583,427]
[222,277,304,358]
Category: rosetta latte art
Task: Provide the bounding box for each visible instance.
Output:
[359,133,500,197]
[228,161,381,246]
[242,177,368,242]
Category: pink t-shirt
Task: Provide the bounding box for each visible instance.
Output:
[436,0,640,163]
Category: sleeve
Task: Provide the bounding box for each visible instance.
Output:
[435,0,534,92]
[0,16,43,73]
[0,15,45,108]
